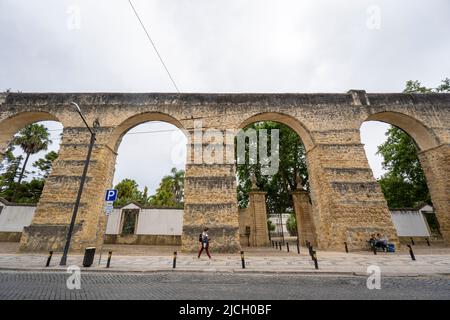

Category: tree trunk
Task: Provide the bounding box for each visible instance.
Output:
[17,152,30,185]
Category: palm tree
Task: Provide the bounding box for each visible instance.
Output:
[13,124,52,184]
[170,167,185,204]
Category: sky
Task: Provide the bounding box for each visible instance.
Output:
[1,0,449,193]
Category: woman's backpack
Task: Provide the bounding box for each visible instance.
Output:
[199,233,203,242]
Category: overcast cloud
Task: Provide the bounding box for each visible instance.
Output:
[1,0,449,193]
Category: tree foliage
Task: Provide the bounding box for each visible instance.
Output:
[0,123,56,203]
[377,126,430,208]
[236,122,307,214]
[113,168,185,208]
[149,168,184,207]
[114,178,143,206]
[286,213,298,236]
[32,151,58,178]
[12,123,52,184]
[377,78,449,208]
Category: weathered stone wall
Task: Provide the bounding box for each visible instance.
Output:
[418,144,450,242]
[238,208,251,247]
[0,91,448,252]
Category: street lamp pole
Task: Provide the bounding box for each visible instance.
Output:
[60,102,96,266]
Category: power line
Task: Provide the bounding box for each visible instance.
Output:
[128,0,180,93]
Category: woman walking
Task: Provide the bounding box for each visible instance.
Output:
[198,227,211,259]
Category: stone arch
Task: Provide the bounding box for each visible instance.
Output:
[236,111,317,247]
[238,112,315,151]
[365,111,439,151]
[107,112,189,153]
[361,111,448,243]
[0,111,61,154]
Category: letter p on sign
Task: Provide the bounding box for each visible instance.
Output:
[105,189,118,202]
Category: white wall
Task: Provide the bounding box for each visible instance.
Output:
[0,204,35,232]
[390,210,430,237]
[106,207,183,235]
[105,208,122,234]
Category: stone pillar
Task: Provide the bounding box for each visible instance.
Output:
[306,143,398,250]
[19,127,115,252]
[418,144,450,244]
[291,190,317,246]
[182,163,241,253]
[247,190,270,247]
[238,208,251,247]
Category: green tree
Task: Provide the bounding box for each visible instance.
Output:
[267,220,276,232]
[286,213,298,236]
[377,78,449,208]
[114,178,143,206]
[236,122,307,214]
[32,151,58,178]
[13,124,52,184]
[169,167,185,203]
[149,168,185,207]
[0,150,23,200]
[5,179,44,203]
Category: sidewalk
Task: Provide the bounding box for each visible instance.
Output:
[0,245,449,276]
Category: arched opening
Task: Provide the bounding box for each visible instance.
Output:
[0,112,63,247]
[236,113,316,249]
[365,112,439,151]
[104,113,187,253]
[361,112,442,247]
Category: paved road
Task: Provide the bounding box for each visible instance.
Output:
[0,270,449,300]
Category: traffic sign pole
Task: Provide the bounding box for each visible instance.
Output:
[98,212,110,266]
[98,189,117,266]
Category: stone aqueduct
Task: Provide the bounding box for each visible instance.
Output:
[0,91,449,253]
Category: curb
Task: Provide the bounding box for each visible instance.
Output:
[1,266,449,278]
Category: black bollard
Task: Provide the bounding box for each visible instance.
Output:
[426,238,431,246]
[407,245,416,261]
[312,251,319,270]
[296,241,300,254]
[344,242,348,253]
[173,251,177,269]
[286,242,290,252]
[106,251,112,268]
[410,237,415,246]
[45,251,53,267]
[279,242,282,251]
[241,251,245,269]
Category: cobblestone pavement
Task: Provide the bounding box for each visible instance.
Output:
[0,270,449,300]
[0,249,449,275]
[1,242,450,275]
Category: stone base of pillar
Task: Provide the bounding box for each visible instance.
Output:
[248,190,270,247]
[291,190,317,247]
[18,223,97,253]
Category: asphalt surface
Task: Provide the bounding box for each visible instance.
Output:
[0,270,449,300]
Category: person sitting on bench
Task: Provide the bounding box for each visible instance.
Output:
[375,233,388,251]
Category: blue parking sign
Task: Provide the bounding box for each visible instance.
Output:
[105,189,118,202]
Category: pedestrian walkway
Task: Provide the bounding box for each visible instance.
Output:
[0,244,449,276]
